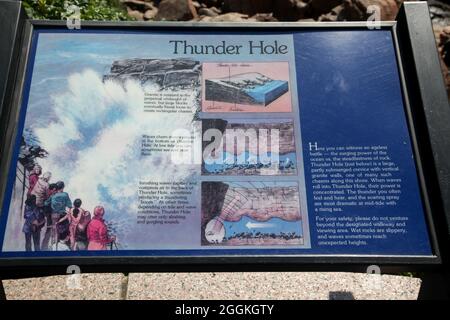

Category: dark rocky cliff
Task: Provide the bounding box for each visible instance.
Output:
[103,58,201,89]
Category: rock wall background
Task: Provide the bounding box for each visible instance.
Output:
[123,0,408,22]
[121,0,450,98]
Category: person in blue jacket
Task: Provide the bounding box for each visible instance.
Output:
[42,181,72,250]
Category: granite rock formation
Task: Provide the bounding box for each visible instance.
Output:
[103,58,201,89]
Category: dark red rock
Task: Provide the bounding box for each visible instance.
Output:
[198,12,253,22]
[154,0,197,21]
[121,0,155,11]
[319,5,344,22]
[251,13,278,22]
[127,7,145,20]
[339,0,399,21]
[273,0,308,21]
[308,0,343,18]
[198,7,219,17]
[222,0,273,16]
[144,7,158,20]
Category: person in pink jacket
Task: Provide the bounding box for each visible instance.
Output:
[27,164,42,195]
[31,171,51,208]
[87,206,115,250]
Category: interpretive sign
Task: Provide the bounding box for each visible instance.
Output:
[0,2,449,273]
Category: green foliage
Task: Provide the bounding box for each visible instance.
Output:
[23,0,130,21]
[399,271,422,278]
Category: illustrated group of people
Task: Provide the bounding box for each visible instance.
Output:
[23,164,116,251]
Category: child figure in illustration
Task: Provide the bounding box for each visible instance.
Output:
[22,194,45,251]
[87,206,116,250]
[57,198,87,250]
[75,210,91,250]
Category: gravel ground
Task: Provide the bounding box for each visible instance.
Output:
[2,272,421,300]
[2,273,124,300]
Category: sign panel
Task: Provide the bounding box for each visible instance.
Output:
[0,27,434,260]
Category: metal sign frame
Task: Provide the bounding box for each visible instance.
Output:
[0,1,448,283]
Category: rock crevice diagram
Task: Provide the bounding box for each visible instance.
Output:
[202,182,303,246]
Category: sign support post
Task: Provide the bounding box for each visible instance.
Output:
[396,1,450,299]
[0,1,24,301]
[0,280,5,300]
[0,0,26,151]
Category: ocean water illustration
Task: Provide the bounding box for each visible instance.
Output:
[204,151,296,175]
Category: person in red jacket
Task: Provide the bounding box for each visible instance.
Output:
[87,206,115,250]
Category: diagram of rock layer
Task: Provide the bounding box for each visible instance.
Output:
[201,182,303,246]
[205,72,289,106]
[202,62,292,112]
[202,119,297,176]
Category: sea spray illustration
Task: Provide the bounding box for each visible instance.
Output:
[3,59,201,251]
